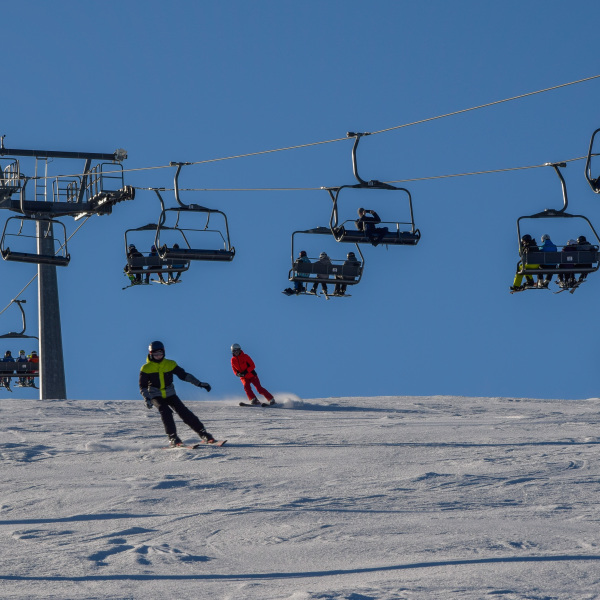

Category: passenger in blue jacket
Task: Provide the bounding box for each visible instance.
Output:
[1,350,15,389]
[537,234,558,288]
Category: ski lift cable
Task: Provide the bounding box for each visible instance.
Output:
[369,74,600,136]
[130,155,587,193]
[0,215,92,318]
[21,74,600,183]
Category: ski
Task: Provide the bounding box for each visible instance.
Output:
[554,282,583,294]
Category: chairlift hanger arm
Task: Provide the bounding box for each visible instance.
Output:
[545,161,569,213]
[585,128,600,192]
[170,161,192,209]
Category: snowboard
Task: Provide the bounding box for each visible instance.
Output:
[239,401,276,407]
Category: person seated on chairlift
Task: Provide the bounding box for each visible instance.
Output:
[283,250,311,296]
[27,350,38,387]
[575,235,594,285]
[148,245,165,284]
[1,350,15,388]
[356,207,388,247]
[169,244,185,283]
[510,234,539,292]
[126,244,143,283]
[334,251,361,296]
[16,349,28,386]
[557,239,578,288]
[310,252,332,296]
[537,233,558,289]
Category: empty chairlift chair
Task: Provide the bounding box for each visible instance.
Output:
[154,165,235,262]
[0,216,70,266]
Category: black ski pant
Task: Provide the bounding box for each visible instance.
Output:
[151,394,205,437]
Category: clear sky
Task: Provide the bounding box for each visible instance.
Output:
[1,0,600,401]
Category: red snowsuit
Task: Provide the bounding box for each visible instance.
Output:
[231,351,274,402]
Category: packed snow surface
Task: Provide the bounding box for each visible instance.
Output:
[2,394,600,599]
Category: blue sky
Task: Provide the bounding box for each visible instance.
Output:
[1,1,600,401]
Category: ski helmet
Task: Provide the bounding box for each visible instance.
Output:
[19,349,25,355]
[4,350,11,357]
[347,252,356,259]
[31,350,37,355]
[149,340,165,353]
[299,250,307,257]
[231,343,241,353]
[578,235,588,243]
[319,252,328,258]
[521,234,532,243]
[541,234,550,242]
[567,239,577,245]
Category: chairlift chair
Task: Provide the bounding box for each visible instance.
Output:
[516,163,600,281]
[0,215,70,266]
[324,133,421,246]
[289,227,364,293]
[154,165,235,262]
[124,223,191,281]
[0,299,39,387]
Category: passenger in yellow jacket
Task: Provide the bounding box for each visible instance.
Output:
[139,340,215,447]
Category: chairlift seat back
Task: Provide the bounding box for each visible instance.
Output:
[127,256,190,274]
[520,249,599,274]
[160,246,235,262]
[290,260,362,284]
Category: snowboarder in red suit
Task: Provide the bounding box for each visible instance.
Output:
[230,343,275,405]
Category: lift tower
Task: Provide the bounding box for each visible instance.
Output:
[0,139,134,399]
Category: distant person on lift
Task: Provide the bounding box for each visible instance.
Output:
[356,207,388,246]
[139,340,216,447]
[231,343,275,406]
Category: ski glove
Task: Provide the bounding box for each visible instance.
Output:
[141,390,153,409]
[184,373,211,392]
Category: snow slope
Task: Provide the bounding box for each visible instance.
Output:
[2,395,600,599]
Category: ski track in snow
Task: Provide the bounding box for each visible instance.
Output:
[2,395,600,599]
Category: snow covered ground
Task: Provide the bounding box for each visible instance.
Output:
[2,394,600,600]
